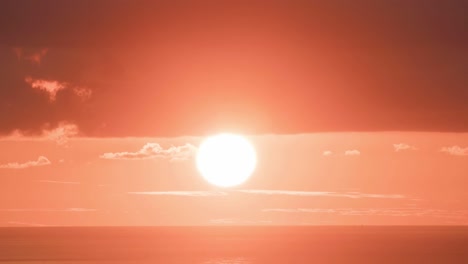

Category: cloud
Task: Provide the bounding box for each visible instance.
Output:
[344,150,360,156]
[237,190,404,199]
[128,191,227,197]
[322,150,333,156]
[441,145,468,156]
[101,143,197,161]
[0,208,97,212]
[1,122,79,145]
[37,180,80,185]
[24,77,92,102]
[42,122,79,146]
[73,87,93,100]
[13,47,48,64]
[0,156,51,169]
[25,77,66,101]
[394,143,417,152]
[262,208,468,219]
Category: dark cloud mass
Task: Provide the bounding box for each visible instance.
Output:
[0,0,467,137]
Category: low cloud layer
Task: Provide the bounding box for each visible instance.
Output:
[130,190,405,199]
[128,191,228,197]
[0,156,51,169]
[441,145,468,156]
[101,143,197,161]
[237,190,405,199]
[262,208,468,220]
[2,122,80,146]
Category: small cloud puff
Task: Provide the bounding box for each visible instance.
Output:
[25,77,66,101]
[441,146,468,156]
[344,150,360,156]
[101,143,197,161]
[13,47,48,64]
[322,150,333,156]
[394,143,417,152]
[73,87,93,101]
[0,156,51,169]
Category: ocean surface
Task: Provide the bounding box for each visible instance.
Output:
[0,226,467,263]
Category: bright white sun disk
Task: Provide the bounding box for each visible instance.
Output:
[196,134,256,187]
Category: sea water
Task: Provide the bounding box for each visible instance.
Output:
[0,226,467,263]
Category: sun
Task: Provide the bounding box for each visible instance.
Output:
[196,133,257,187]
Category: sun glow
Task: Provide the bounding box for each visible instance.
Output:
[196,134,257,187]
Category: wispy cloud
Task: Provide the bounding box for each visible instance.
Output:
[128,191,228,197]
[13,47,48,64]
[0,156,51,169]
[73,87,93,100]
[0,208,97,212]
[262,208,468,219]
[237,190,404,199]
[25,77,66,101]
[322,150,333,156]
[37,180,80,185]
[394,143,417,152]
[441,145,468,156]
[101,143,197,161]
[344,150,361,156]
[24,76,92,102]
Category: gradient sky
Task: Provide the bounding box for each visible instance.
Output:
[0,0,467,226]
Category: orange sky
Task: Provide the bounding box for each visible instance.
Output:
[0,132,467,226]
[0,0,467,226]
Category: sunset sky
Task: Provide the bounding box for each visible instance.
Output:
[0,0,467,226]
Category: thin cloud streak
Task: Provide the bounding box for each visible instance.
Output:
[237,190,405,199]
[0,156,51,169]
[128,191,228,197]
[8,221,48,227]
[0,208,97,212]
[262,208,468,219]
[38,180,81,185]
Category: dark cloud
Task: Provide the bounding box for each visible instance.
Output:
[0,0,467,136]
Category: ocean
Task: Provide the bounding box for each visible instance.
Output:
[0,226,467,263]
